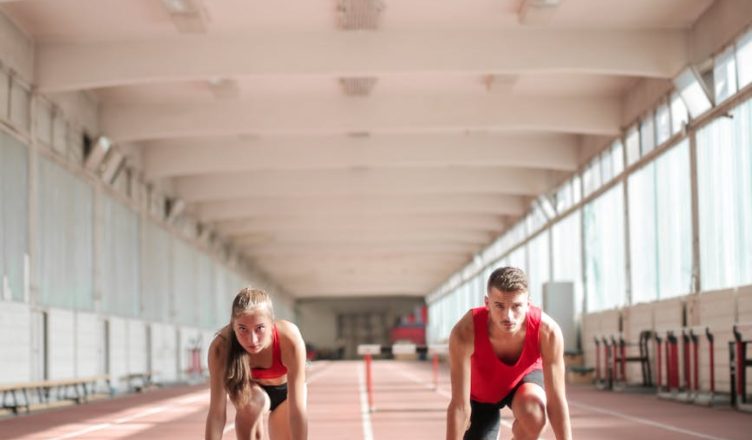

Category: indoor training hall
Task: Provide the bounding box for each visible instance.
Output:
[0,0,751,439]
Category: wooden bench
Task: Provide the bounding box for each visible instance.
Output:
[0,375,112,414]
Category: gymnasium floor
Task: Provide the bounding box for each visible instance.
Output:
[1,360,749,440]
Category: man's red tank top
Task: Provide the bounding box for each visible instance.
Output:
[251,324,288,380]
[470,305,543,403]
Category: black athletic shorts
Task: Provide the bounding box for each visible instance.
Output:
[463,369,545,440]
[259,383,288,412]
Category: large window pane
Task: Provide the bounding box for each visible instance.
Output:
[738,29,752,89]
[142,222,172,322]
[584,184,626,312]
[628,141,693,303]
[527,231,550,307]
[714,45,738,104]
[552,210,583,315]
[626,127,640,165]
[697,97,752,290]
[36,157,94,309]
[0,131,28,302]
[100,197,140,317]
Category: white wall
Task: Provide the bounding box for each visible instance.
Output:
[0,301,31,383]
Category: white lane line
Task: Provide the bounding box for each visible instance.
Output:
[569,401,732,440]
[357,365,375,440]
[389,364,517,430]
[48,390,207,440]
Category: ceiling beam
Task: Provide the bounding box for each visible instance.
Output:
[36,29,688,92]
[195,194,529,222]
[233,229,494,247]
[215,213,505,236]
[143,132,579,178]
[240,242,480,257]
[101,93,620,142]
[174,167,566,202]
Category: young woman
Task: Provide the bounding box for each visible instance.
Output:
[205,288,308,440]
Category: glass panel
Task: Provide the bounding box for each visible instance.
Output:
[584,183,625,312]
[601,149,613,183]
[556,180,572,213]
[9,79,31,132]
[53,114,68,155]
[552,210,583,315]
[0,69,9,121]
[0,131,29,302]
[640,115,656,155]
[628,162,658,304]
[527,231,550,308]
[670,93,689,135]
[626,127,640,165]
[142,222,172,322]
[36,157,94,309]
[697,97,752,290]
[612,140,624,176]
[572,175,582,204]
[100,197,140,317]
[655,102,671,145]
[35,100,53,147]
[675,68,712,118]
[738,29,752,89]
[714,45,738,104]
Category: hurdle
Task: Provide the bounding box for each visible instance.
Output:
[612,330,653,391]
[357,343,448,413]
[729,323,752,413]
[594,334,614,390]
[656,327,683,400]
[688,326,727,406]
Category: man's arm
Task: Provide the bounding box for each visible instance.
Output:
[205,337,228,440]
[540,313,572,440]
[280,321,308,440]
[446,312,473,440]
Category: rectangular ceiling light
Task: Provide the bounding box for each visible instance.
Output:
[336,0,385,30]
[161,0,209,33]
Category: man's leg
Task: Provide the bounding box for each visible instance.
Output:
[463,400,502,440]
[510,383,547,440]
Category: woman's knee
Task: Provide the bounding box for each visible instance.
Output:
[238,385,271,419]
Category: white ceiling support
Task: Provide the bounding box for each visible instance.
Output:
[101,94,621,142]
[35,29,688,92]
[214,213,505,236]
[240,242,480,257]
[173,167,565,202]
[232,229,493,247]
[143,132,579,178]
[195,194,529,222]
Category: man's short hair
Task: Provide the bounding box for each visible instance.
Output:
[487,267,528,294]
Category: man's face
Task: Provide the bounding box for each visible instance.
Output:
[232,308,273,354]
[484,287,529,334]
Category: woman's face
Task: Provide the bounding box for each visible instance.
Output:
[232,308,273,354]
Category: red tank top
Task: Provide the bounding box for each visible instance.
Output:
[251,324,288,380]
[470,305,543,403]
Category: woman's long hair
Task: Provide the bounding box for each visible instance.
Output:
[224,287,274,406]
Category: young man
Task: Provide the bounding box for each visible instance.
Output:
[446,267,572,440]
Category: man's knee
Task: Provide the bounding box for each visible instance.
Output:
[514,393,546,436]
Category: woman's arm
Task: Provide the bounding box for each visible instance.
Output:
[205,336,228,440]
[280,321,308,440]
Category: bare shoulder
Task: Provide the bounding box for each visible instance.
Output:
[449,310,474,352]
[209,327,229,361]
[538,312,564,350]
[276,320,305,345]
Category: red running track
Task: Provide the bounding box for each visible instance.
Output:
[1,360,750,439]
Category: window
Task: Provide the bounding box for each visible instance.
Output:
[714,45,738,104]
[572,174,582,204]
[655,102,671,145]
[670,93,689,135]
[612,141,624,176]
[674,68,713,118]
[601,149,613,183]
[626,127,640,165]
[9,78,30,132]
[640,115,656,155]
[552,210,583,315]
[527,231,550,307]
[697,97,752,290]
[100,197,140,317]
[628,141,692,303]
[737,29,752,89]
[0,131,29,302]
[584,184,626,312]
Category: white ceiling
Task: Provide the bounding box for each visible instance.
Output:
[0,0,715,297]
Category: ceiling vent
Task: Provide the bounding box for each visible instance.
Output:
[339,77,378,96]
[336,0,385,31]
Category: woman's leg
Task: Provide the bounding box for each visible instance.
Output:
[235,384,271,440]
[268,399,291,440]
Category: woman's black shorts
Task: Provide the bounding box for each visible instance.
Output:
[259,383,288,412]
